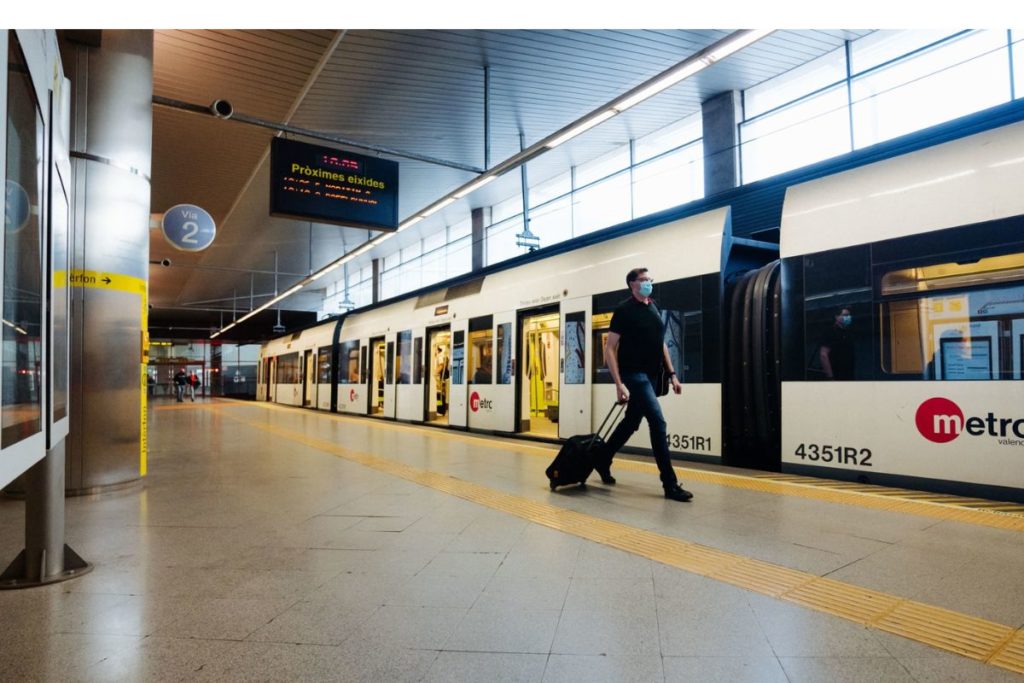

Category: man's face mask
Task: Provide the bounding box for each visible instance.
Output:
[840,314,852,327]
[638,280,654,297]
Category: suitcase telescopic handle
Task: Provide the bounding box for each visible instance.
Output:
[589,401,626,448]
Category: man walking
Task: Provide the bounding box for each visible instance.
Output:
[599,267,693,502]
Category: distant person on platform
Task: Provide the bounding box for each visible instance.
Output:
[599,267,693,502]
[188,371,201,402]
[174,369,188,402]
[819,307,855,380]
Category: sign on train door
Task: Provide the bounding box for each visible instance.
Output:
[448,320,469,428]
[559,297,592,438]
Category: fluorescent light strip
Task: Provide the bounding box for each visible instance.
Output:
[210,30,774,340]
[545,110,617,149]
[611,29,774,114]
[419,196,457,218]
[453,174,496,198]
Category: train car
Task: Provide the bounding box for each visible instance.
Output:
[257,322,335,409]
[779,118,1024,501]
[331,207,740,460]
[259,115,1024,502]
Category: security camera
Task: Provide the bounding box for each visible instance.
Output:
[210,100,233,120]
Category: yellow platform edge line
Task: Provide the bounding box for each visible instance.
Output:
[208,404,1024,676]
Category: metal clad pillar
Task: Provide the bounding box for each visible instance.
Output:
[63,30,153,493]
[702,90,743,197]
[471,207,487,271]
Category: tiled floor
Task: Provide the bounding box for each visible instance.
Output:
[0,398,1022,682]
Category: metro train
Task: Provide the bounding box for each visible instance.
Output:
[258,113,1024,503]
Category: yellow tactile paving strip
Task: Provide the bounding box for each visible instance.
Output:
[188,399,1024,532]
[193,402,1024,675]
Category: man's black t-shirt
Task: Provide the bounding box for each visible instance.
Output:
[819,324,854,380]
[609,297,664,376]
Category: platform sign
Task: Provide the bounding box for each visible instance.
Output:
[269,137,399,232]
[161,204,216,252]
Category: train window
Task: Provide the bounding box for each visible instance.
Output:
[338,341,359,383]
[317,346,332,383]
[386,342,394,384]
[801,246,872,381]
[275,353,300,384]
[451,331,465,384]
[360,345,367,383]
[496,323,512,384]
[413,337,423,384]
[2,33,44,448]
[564,312,585,384]
[591,312,614,384]
[396,331,412,384]
[468,316,493,384]
[879,252,1024,379]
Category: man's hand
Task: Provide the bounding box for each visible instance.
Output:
[616,382,630,404]
[671,375,682,395]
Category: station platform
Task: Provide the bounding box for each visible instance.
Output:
[1,399,1023,682]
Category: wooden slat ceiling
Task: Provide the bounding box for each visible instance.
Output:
[149,28,872,338]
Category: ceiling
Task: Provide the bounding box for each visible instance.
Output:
[147,28,872,342]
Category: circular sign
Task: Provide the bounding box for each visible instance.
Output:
[5,180,31,234]
[161,203,216,252]
[915,397,964,443]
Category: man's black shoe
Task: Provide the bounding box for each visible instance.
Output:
[664,485,693,502]
[596,468,616,485]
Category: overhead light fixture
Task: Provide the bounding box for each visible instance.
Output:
[611,29,774,114]
[453,175,496,198]
[419,197,457,218]
[397,216,423,232]
[545,110,617,149]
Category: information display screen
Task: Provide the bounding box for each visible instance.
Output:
[270,138,399,231]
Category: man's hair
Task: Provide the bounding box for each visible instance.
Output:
[626,267,648,286]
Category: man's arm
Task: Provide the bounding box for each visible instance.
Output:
[662,343,682,394]
[605,331,629,403]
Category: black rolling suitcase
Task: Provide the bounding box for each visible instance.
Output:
[546,402,625,491]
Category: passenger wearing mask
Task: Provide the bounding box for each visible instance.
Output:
[819,307,855,380]
[600,267,693,502]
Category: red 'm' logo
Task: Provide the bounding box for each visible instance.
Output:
[470,391,480,412]
[349,389,357,402]
[915,397,964,443]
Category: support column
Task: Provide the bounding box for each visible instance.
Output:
[63,30,153,494]
[371,258,380,304]
[471,207,487,271]
[702,90,743,197]
[0,443,90,586]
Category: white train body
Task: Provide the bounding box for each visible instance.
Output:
[259,116,1024,501]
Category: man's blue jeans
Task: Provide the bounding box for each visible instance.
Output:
[603,371,678,488]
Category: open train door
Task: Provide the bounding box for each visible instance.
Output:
[447,319,469,428]
[383,331,397,419]
[559,297,592,439]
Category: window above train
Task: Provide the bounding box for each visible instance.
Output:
[881,253,1024,297]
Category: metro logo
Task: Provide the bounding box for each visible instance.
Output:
[915,397,964,443]
[469,391,493,413]
[915,397,1024,443]
[349,388,358,402]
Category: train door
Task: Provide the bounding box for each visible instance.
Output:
[517,306,560,437]
[448,320,469,428]
[302,349,315,407]
[383,332,397,419]
[262,358,272,401]
[558,298,591,438]
[368,337,385,415]
[269,356,277,402]
[425,326,451,424]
